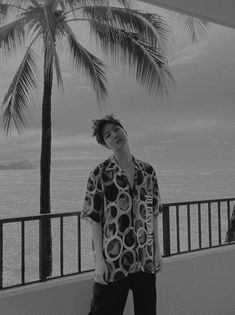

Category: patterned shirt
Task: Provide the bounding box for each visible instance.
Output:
[82,155,162,282]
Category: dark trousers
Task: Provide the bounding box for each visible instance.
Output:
[88,271,157,315]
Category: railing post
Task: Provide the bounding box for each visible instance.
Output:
[162,204,171,257]
[0,223,3,289]
[39,216,52,281]
[77,213,81,273]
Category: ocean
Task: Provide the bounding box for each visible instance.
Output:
[1,165,235,217]
[0,165,235,287]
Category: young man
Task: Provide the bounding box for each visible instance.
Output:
[82,115,163,315]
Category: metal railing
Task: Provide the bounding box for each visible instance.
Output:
[0,211,86,290]
[161,198,235,257]
[0,198,234,290]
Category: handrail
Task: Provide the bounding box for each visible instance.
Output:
[161,198,235,257]
[163,197,235,207]
[0,198,234,290]
[0,211,81,224]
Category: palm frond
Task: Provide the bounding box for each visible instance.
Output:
[0,0,28,12]
[42,4,58,78]
[1,47,38,134]
[63,0,130,18]
[30,0,41,7]
[176,14,209,44]
[89,21,174,97]
[82,6,171,52]
[62,22,108,105]
[54,49,64,90]
[0,18,25,53]
[20,4,63,89]
[21,5,45,36]
[56,0,80,10]
[0,4,9,21]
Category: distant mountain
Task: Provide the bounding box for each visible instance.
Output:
[0,160,36,170]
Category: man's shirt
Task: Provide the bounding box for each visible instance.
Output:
[82,155,162,282]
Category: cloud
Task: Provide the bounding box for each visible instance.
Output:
[212,139,231,145]
[0,129,100,162]
[161,139,178,144]
[144,145,167,153]
[52,132,96,148]
[169,42,206,67]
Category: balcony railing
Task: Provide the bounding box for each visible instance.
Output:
[0,197,234,290]
[161,197,235,257]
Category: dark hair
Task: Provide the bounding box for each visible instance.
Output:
[92,114,125,146]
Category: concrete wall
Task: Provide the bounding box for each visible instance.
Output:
[0,245,235,315]
[140,0,235,29]
[157,245,235,315]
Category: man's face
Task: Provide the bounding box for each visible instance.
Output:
[102,123,128,151]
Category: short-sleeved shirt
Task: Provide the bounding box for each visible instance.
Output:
[82,155,162,282]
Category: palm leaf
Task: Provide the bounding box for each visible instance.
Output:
[30,0,41,7]
[82,6,171,52]
[0,0,29,12]
[62,22,108,105]
[1,47,38,133]
[63,0,130,18]
[0,18,25,53]
[42,4,58,78]
[54,49,64,89]
[57,0,80,10]
[89,21,174,97]
[0,4,9,21]
[176,14,209,44]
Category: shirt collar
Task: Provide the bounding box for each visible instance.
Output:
[107,154,139,172]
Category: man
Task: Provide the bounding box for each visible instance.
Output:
[82,115,163,315]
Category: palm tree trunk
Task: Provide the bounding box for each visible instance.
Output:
[225,204,235,242]
[39,55,53,280]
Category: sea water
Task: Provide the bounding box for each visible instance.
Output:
[0,165,235,287]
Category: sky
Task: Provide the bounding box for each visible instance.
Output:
[0,1,235,171]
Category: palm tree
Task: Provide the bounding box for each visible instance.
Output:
[0,0,208,279]
[0,0,174,279]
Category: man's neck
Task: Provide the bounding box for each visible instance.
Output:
[113,145,132,167]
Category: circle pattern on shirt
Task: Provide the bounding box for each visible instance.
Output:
[105,236,123,261]
[115,174,129,189]
[87,177,96,192]
[139,202,147,220]
[123,228,136,249]
[113,269,126,281]
[118,214,130,233]
[144,259,154,273]
[102,170,114,183]
[117,192,131,212]
[137,227,148,247]
[120,250,135,272]
[104,183,119,202]
[104,222,117,238]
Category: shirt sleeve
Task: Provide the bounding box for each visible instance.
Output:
[152,170,163,217]
[81,166,103,224]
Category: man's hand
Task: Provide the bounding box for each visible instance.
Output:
[154,251,163,273]
[94,259,109,285]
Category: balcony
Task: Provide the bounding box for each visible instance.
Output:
[0,198,234,314]
[0,245,234,314]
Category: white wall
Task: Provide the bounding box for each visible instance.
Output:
[139,0,235,29]
[157,245,235,315]
[0,245,234,315]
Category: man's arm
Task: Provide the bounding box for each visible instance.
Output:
[91,221,108,284]
[153,216,163,271]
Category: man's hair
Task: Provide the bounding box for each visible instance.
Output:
[92,114,125,146]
